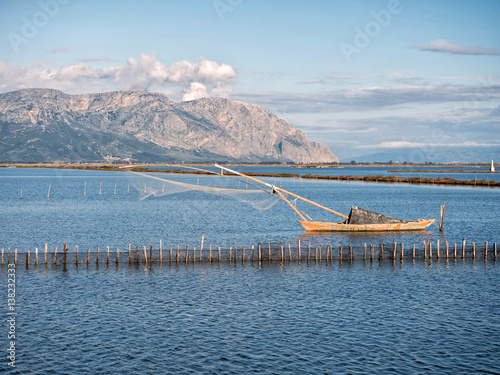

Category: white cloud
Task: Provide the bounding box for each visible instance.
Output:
[0,53,237,101]
[416,39,500,56]
[357,141,500,149]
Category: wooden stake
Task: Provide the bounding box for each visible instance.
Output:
[288,244,292,261]
[319,245,322,261]
[268,243,272,261]
[106,246,110,266]
[35,248,38,266]
[210,245,213,263]
[392,239,396,260]
[298,240,301,261]
[349,245,353,261]
[439,202,445,231]
[14,248,17,265]
[400,243,404,261]
[143,246,148,264]
[484,241,488,260]
[436,240,440,259]
[370,244,374,261]
[1,248,3,265]
[185,245,189,263]
[454,243,457,260]
[200,235,204,262]
[47,182,51,199]
[423,240,427,260]
[363,244,367,260]
[472,242,475,260]
[128,244,132,265]
[462,238,466,259]
[234,247,237,262]
[176,245,180,263]
[159,242,163,263]
[116,248,119,265]
[281,246,284,263]
[192,247,196,263]
[251,245,255,261]
[218,246,221,262]
[45,243,48,265]
[86,248,90,266]
[169,248,173,263]
[339,246,342,262]
[315,247,318,261]
[412,244,415,260]
[229,247,232,262]
[136,246,140,264]
[150,244,153,263]
[26,251,30,269]
[96,246,99,265]
[428,240,432,259]
[494,243,497,260]
[258,244,262,262]
[242,247,245,263]
[63,243,68,266]
[307,245,311,261]
[53,247,57,264]
[445,241,449,259]
[75,245,79,265]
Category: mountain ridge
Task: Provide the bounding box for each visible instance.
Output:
[0,88,338,164]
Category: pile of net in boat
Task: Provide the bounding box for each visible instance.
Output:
[344,207,407,224]
[126,169,280,212]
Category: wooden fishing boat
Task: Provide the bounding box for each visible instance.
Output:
[215,164,436,232]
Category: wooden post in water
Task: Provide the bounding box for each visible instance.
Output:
[268,243,272,261]
[439,203,445,231]
[400,243,404,261]
[412,244,415,260]
[298,240,301,261]
[45,243,48,265]
[258,245,262,262]
[378,242,382,260]
[445,241,449,259]
[453,243,457,260]
[14,248,17,265]
[363,244,367,260]
[75,245,79,265]
[472,242,475,260]
[392,239,396,260]
[210,245,213,263]
[234,247,237,263]
[288,244,292,261]
[1,248,4,265]
[128,244,132,265]
[370,244,374,261]
[106,246,110,266]
[423,240,427,260]
[143,246,148,264]
[192,247,196,264]
[281,246,284,263]
[229,247,232,262]
[176,245,180,263]
[96,246,99,265]
[136,246,139,264]
[242,247,245,263]
[484,241,488,261]
[35,248,38,266]
[86,248,90,266]
[315,247,318,262]
[160,242,163,264]
[428,240,432,259]
[218,246,221,262]
[200,235,204,262]
[462,238,466,259]
[169,248,173,263]
[494,243,497,260]
[149,245,153,263]
[307,245,311,261]
[251,245,255,262]
[116,248,119,265]
[436,240,440,260]
[53,247,57,265]
[339,246,342,262]
[26,251,29,269]
[349,245,353,262]
[184,245,189,263]
[63,243,68,266]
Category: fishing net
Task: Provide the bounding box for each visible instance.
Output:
[126,169,280,211]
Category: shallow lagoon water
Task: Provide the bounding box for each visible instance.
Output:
[1,167,499,374]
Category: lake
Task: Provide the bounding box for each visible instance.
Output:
[1,167,499,374]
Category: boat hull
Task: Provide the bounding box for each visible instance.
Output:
[298,219,435,232]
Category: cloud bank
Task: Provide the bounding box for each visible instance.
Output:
[0,53,237,101]
[416,39,500,56]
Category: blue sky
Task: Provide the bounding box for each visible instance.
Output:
[0,0,499,160]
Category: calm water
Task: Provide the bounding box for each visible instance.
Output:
[2,261,500,374]
[1,168,499,374]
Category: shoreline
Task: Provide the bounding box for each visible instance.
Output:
[2,164,499,188]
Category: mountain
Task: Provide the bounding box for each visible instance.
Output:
[343,147,500,164]
[0,89,338,164]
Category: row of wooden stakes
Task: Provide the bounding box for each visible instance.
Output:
[1,239,497,269]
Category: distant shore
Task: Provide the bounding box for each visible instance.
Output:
[1,163,498,188]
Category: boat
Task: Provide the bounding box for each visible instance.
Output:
[215,164,435,232]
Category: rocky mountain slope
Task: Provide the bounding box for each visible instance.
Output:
[0,89,338,164]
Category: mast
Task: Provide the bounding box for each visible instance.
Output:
[214,164,349,220]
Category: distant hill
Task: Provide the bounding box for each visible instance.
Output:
[0,89,338,164]
[343,147,500,164]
